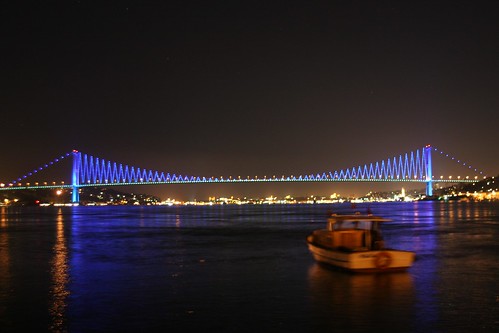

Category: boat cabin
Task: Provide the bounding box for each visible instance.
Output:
[324,213,391,251]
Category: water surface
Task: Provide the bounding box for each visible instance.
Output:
[1,202,498,332]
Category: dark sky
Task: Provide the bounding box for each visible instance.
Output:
[1,1,498,199]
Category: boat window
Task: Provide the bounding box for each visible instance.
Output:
[356,221,371,230]
[335,220,371,230]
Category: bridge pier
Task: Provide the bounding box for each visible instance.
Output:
[424,145,433,197]
[72,150,81,203]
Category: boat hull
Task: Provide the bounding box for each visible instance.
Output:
[306,235,415,273]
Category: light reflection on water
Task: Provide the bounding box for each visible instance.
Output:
[307,263,415,332]
[0,202,498,332]
[0,207,10,321]
[49,208,69,333]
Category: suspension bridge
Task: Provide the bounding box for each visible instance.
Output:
[0,145,487,203]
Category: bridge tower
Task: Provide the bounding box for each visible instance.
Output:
[72,150,81,203]
[424,145,433,197]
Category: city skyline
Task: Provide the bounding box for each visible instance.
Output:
[1,1,498,200]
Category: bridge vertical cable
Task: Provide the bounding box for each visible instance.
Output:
[76,153,192,185]
[326,147,430,182]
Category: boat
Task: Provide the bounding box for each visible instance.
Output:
[306,212,415,273]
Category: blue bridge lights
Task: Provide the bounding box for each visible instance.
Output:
[0,145,487,203]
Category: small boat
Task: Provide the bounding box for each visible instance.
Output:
[306,212,415,273]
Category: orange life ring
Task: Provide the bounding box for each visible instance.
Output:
[374,252,392,269]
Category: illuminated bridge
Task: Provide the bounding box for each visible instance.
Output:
[0,145,487,203]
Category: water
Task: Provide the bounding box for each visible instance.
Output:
[1,202,498,332]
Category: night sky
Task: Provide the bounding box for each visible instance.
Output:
[1,1,498,200]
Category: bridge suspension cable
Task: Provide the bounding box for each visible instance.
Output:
[0,145,486,203]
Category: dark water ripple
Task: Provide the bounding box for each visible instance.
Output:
[0,202,498,332]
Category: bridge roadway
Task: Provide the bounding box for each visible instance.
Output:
[0,176,479,192]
